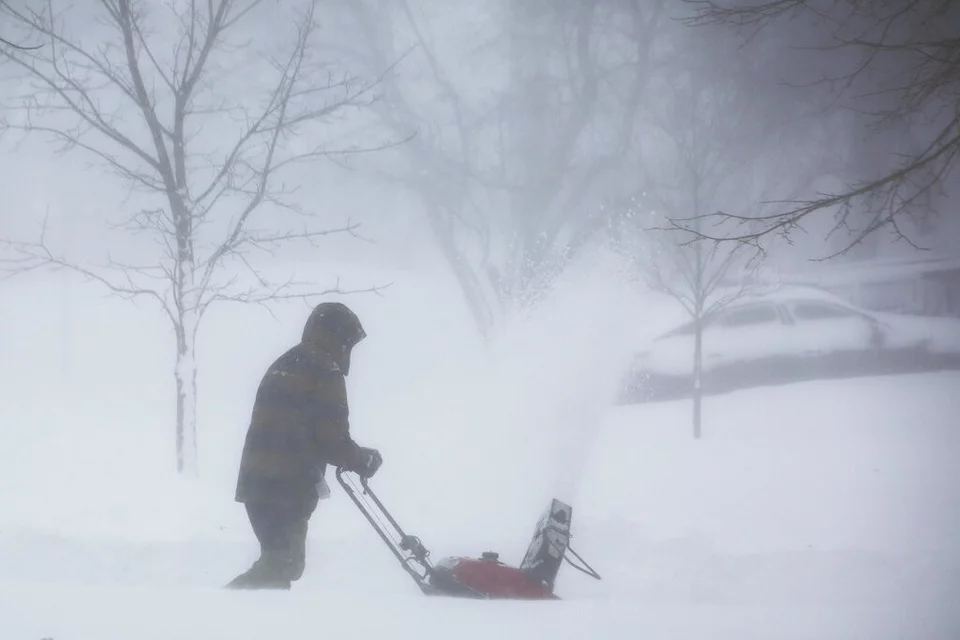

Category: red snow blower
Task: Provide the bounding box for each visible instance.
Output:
[336,468,601,600]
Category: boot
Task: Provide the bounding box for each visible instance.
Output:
[225,552,292,590]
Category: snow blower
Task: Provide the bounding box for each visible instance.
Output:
[336,467,601,600]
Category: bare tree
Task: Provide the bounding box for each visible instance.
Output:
[609,34,775,438]
[0,0,391,474]
[637,217,751,439]
[615,196,753,439]
[677,0,960,257]
[334,0,665,335]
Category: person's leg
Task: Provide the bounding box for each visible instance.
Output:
[273,494,318,583]
[226,502,294,589]
[226,498,316,589]
[277,515,308,582]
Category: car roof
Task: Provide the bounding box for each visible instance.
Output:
[719,285,852,306]
[711,285,861,311]
[656,285,872,339]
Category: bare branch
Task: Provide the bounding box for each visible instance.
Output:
[679,0,960,254]
[672,115,960,257]
[4,216,177,325]
[196,277,392,323]
[0,34,42,50]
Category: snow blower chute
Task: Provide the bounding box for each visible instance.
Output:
[336,468,601,600]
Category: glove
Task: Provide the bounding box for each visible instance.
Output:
[355,447,382,479]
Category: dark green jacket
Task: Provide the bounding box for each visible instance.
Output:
[235,327,364,512]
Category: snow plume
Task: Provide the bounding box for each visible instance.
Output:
[492,253,643,499]
[409,249,651,553]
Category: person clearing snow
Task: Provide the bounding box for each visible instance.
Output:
[227,302,383,590]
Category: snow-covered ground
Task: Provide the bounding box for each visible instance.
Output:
[2,259,959,639]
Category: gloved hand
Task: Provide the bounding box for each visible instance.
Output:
[355,447,382,479]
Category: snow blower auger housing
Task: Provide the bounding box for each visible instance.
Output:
[336,468,601,600]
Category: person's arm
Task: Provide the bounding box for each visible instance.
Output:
[304,370,373,472]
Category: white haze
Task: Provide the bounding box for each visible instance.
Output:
[1,1,959,638]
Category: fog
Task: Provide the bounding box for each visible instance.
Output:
[1,1,959,638]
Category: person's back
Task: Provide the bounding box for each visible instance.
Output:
[234,341,341,510]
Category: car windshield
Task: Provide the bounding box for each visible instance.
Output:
[715,304,779,328]
[659,304,780,337]
[790,301,860,320]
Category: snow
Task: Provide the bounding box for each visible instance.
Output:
[634,285,960,376]
[875,312,960,353]
[2,261,960,639]
[7,582,938,640]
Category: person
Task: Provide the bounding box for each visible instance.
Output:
[226,301,383,590]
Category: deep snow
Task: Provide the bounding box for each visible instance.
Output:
[2,259,959,639]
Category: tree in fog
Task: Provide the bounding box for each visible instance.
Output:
[626,212,750,440]
[0,7,42,261]
[681,0,960,257]
[0,0,387,474]
[336,0,665,335]
[609,32,777,439]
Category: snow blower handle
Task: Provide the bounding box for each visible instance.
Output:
[335,467,437,595]
[399,534,429,561]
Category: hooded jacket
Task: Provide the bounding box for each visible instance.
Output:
[234,315,365,511]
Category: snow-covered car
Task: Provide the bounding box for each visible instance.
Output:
[619,286,960,402]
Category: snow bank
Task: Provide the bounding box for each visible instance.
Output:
[6,579,947,640]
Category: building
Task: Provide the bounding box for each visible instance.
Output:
[753,255,960,318]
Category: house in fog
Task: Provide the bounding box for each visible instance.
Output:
[754,255,960,318]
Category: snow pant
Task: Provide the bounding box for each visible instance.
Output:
[227,498,317,589]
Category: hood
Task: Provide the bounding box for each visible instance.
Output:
[301,303,366,375]
[302,326,360,375]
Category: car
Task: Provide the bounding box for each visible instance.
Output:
[619,285,960,403]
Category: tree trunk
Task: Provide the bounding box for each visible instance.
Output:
[174,314,199,475]
[169,183,200,474]
[692,314,703,440]
[692,189,704,440]
[423,197,495,337]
